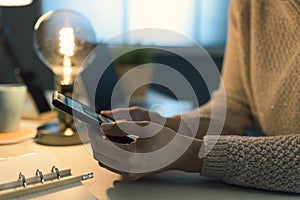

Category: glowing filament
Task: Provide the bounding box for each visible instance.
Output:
[59,27,75,85]
[59,27,75,56]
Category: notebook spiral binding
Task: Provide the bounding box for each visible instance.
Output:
[0,166,72,191]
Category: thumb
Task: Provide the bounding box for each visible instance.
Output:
[101,120,165,138]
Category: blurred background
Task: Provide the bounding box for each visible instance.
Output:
[0,0,230,106]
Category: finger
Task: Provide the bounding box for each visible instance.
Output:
[101,121,150,137]
[101,106,150,121]
[87,126,131,161]
[101,120,164,138]
[100,108,130,120]
[101,121,129,137]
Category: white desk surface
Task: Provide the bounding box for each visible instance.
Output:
[0,120,299,200]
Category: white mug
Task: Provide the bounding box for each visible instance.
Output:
[0,84,27,132]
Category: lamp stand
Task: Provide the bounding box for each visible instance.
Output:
[36,84,88,146]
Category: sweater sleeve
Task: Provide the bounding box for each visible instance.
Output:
[180,0,254,137]
[212,0,254,134]
[201,134,300,193]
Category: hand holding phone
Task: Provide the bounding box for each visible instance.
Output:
[52,91,135,143]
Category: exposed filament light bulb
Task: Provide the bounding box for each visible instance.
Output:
[33,10,97,145]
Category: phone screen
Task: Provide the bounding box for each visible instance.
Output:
[52,91,114,125]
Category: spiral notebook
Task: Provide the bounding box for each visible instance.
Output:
[0,152,96,200]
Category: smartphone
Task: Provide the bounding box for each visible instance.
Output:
[52,91,135,143]
[52,91,114,125]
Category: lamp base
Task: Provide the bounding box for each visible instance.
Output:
[36,121,88,146]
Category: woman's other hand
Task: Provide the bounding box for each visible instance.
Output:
[88,119,203,181]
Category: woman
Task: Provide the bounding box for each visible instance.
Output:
[89,0,300,193]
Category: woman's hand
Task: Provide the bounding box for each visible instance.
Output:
[101,106,182,134]
[101,107,208,139]
[87,118,203,181]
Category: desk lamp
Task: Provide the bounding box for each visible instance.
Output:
[33,10,96,145]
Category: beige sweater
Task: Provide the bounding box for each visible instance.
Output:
[184,0,300,193]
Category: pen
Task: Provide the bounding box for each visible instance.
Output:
[0,172,94,200]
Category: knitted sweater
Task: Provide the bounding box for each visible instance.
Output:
[183,0,300,193]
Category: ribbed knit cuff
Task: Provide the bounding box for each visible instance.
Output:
[200,136,227,179]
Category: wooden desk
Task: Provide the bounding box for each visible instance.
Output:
[1,120,299,200]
